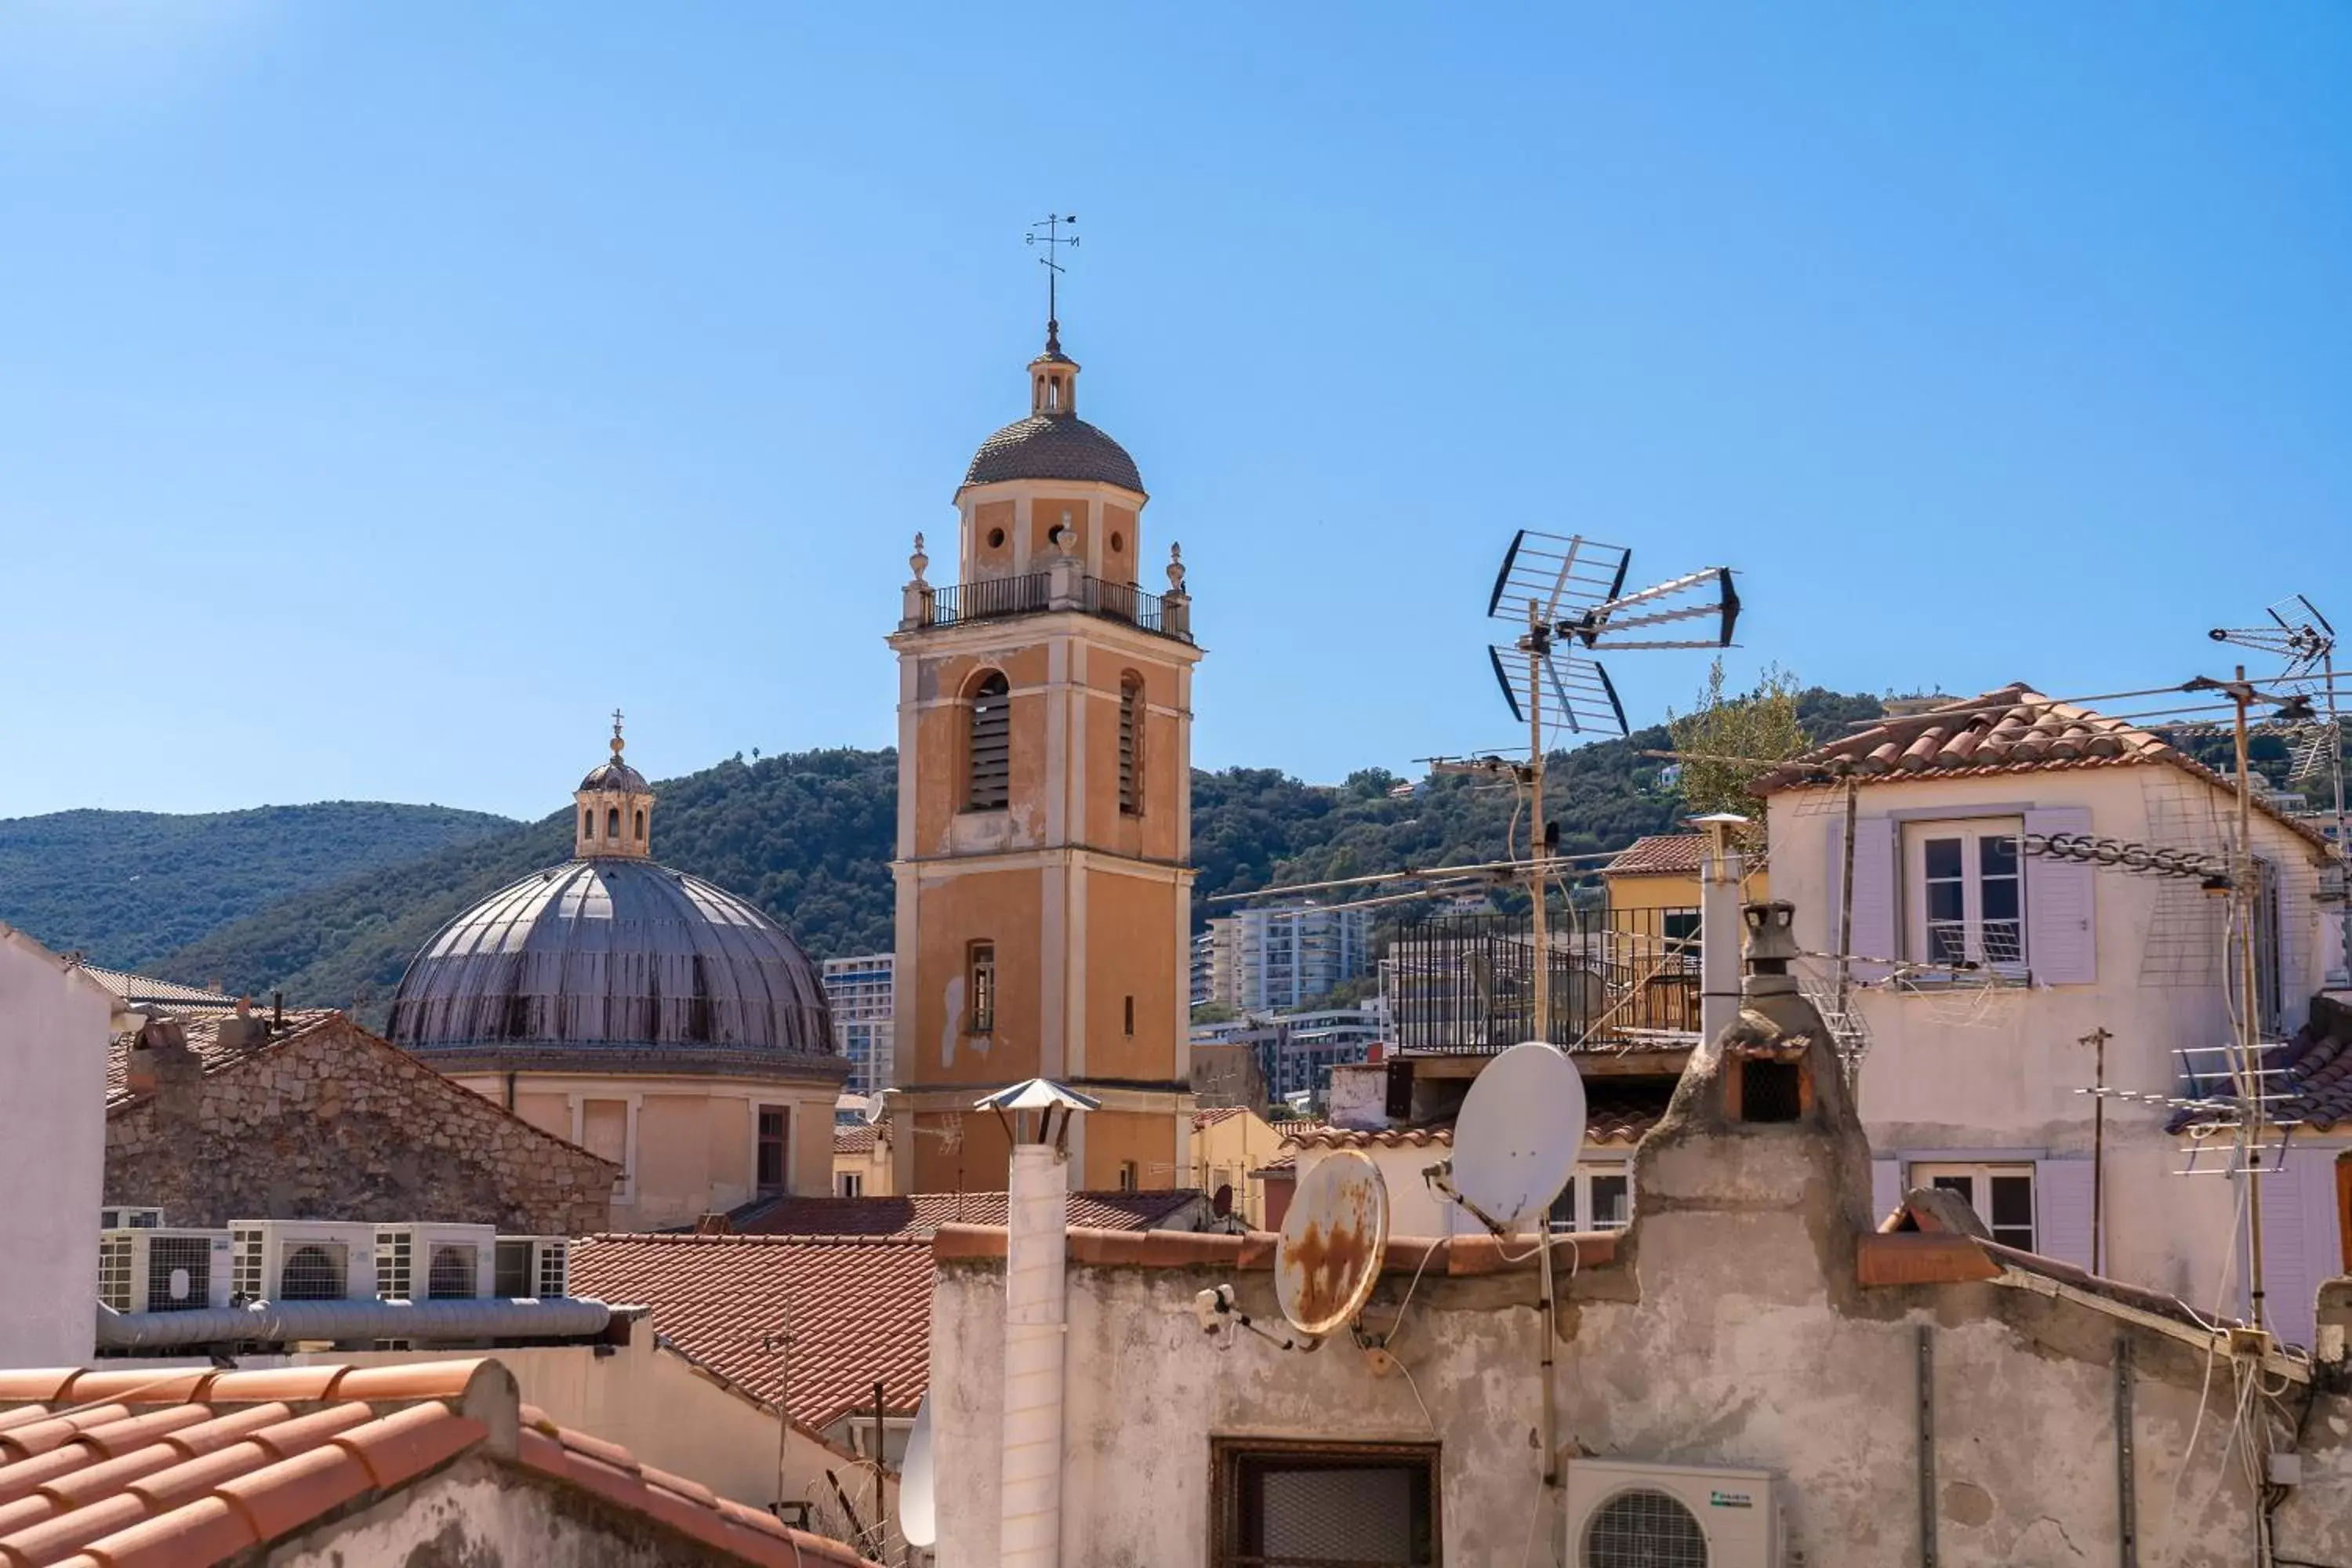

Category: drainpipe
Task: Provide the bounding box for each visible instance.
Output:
[1692,813,1750,1044]
[980,1078,1098,1568]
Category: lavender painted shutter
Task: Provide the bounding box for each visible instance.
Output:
[1871,1158,1904,1229]
[2258,1150,2337,1351]
[2034,1158,2096,1269]
[2023,806,2096,985]
[1847,818,1898,982]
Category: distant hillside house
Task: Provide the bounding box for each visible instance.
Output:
[105,1007,615,1233]
[386,723,848,1230]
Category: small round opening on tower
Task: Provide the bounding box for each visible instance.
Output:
[1110,532,1125,554]
[987,528,1006,549]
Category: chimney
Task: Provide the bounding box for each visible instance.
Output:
[215,994,268,1053]
[124,1016,201,1112]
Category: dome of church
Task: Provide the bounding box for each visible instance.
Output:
[963,412,1144,494]
[387,859,835,1069]
[579,757,648,793]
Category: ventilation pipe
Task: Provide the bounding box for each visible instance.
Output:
[1693,812,1751,1044]
[976,1077,1100,1568]
[96,1295,613,1351]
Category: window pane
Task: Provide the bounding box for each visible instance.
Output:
[1590,1175,1631,1230]
[1924,838,1962,879]
[1548,1184,1578,1232]
[1929,1174,1973,1207]
[1989,1175,2034,1235]
[1926,880,1965,922]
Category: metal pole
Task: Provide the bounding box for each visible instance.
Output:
[1915,1324,1938,1568]
[1835,775,1860,1021]
[2080,1028,2111,1278]
[1537,1232,1563,1565]
[873,1378,888,1527]
[2327,645,2350,984]
[2233,668,2268,1333]
[2114,1338,2138,1568]
[1527,597,1551,1044]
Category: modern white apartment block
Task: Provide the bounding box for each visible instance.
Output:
[1204,902,1374,1013]
[819,953,894,1096]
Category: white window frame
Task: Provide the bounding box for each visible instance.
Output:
[837,1171,864,1198]
[1546,1159,1635,1233]
[1909,1160,2035,1251]
[1901,818,2027,976]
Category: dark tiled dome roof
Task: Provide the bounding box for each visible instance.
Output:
[963,414,1144,494]
[579,759,649,792]
[387,858,837,1072]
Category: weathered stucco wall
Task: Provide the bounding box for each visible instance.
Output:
[106,1018,614,1234]
[0,932,107,1366]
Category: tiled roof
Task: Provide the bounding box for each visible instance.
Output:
[1250,1153,1297,1177]
[727,1189,1204,1239]
[568,1235,934,1432]
[1602,833,1706,877]
[1269,1120,1328,1140]
[1190,1106,1250,1130]
[103,1010,343,1107]
[2170,989,2352,1135]
[1284,1090,1668,1153]
[74,966,239,1011]
[831,1125,883,1156]
[962,413,1145,493]
[1756,684,2335,852]
[0,1359,877,1568]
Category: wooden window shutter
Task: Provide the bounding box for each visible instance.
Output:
[968,673,1011,810]
[2022,806,2096,984]
[1827,814,1898,981]
[1119,676,1142,815]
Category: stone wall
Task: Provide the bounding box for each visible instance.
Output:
[107,1017,615,1234]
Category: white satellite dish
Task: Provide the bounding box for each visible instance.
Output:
[898,1394,935,1548]
[1275,1149,1391,1338]
[1447,1040,1588,1233]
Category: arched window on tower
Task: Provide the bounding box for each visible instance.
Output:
[968,671,1011,811]
[634,809,645,841]
[607,806,621,839]
[1119,673,1145,815]
[582,809,593,840]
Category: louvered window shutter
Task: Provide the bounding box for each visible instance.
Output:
[967,674,1011,810]
[2022,806,2096,984]
[1118,679,1142,815]
[1828,816,1899,982]
[2033,1158,2096,1269]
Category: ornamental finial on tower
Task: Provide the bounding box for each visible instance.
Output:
[612,707,626,759]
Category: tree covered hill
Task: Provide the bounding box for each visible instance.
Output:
[0,801,518,971]
[43,686,1885,1014]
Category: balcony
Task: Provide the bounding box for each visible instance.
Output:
[1381,905,1701,1055]
[909,572,1192,643]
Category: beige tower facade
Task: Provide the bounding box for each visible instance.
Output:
[887,326,1202,1193]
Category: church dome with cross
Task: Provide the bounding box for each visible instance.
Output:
[385,717,844,1229]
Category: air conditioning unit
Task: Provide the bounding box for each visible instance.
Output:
[494,1236,571,1299]
[100,1206,165,1230]
[97,1228,233,1314]
[1566,1459,1780,1568]
[374,1223,497,1301]
[229,1220,379,1303]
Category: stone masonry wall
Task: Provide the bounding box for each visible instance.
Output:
[107,1018,615,1234]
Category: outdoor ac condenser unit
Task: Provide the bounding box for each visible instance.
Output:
[373,1223,497,1301]
[1565,1458,1781,1568]
[100,1205,165,1230]
[494,1236,571,1299]
[97,1228,233,1314]
[228,1220,380,1303]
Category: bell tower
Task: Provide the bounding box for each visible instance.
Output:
[884,312,1202,1195]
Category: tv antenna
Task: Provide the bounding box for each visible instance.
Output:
[1481,532,1738,1039]
[1025,212,1078,353]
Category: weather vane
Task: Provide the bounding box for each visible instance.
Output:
[1025,213,1078,351]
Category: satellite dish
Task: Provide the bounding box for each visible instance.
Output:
[1448,1040,1588,1233]
[1275,1149,1391,1338]
[1212,1183,1234,1219]
[898,1395,935,1548]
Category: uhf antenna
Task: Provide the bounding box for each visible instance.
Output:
[1025,213,1079,353]
[1478,531,1738,1039]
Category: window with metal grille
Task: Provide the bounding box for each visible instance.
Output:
[1740,1060,1803,1123]
[427,1244,480,1299]
[97,1237,133,1312]
[538,1241,568,1298]
[968,672,1011,810]
[1583,1488,1706,1568]
[969,942,996,1033]
[146,1236,212,1312]
[1214,1440,1439,1566]
[757,1107,789,1195]
[279,1243,349,1301]
[1119,673,1143,815]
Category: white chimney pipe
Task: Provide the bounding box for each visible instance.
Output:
[998,1140,1068,1567]
[1693,814,1750,1044]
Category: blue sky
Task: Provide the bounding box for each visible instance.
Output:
[3,4,2347,820]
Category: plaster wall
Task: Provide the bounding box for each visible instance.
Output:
[1603,866,1766,915]
[902,867,1044,1088]
[1190,1111,1283,1225]
[1077,1109,1178,1192]
[928,1181,2352,1568]
[1083,866,1182,1083]
[0,932,107,1366]
[1768,767,2347,1312]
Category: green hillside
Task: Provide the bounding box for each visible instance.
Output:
[0,801,518,970]
[152,686,1884,1016]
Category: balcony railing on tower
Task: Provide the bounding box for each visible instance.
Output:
[913,573,1192,643]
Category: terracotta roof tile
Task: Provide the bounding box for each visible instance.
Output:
[1757,683,2335,851]
[1269,1120,1327,1140]
[1283,1089,1667,1153]
[570,1233,935,1431]
[1190,1106,1250,1130]
[832,1125,881,1156]
[728,1189,1203,1239]
[0,1359,880,1568]
[103,1011,342,1108]
[1602,833,1707,877]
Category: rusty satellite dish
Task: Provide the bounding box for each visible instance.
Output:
[1275,1148,1392,1338]
[1448,1040,1588,1233]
